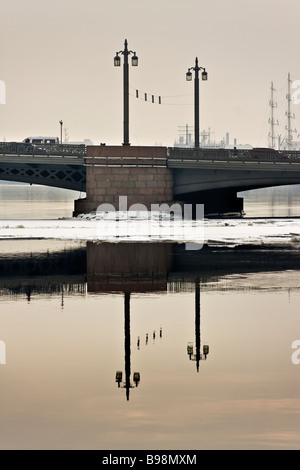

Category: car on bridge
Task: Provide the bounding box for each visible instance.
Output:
[20,136,60,155]
[22,136,59,144]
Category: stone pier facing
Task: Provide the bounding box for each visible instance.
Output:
[73,146,174,216]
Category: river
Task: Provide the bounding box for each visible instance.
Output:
[0,182,299,451]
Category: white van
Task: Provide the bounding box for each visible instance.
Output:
[22,136,59,144]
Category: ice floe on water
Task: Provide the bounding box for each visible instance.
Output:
[0,211,300,246]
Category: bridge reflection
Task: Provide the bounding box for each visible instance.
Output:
[1,241,299,400]
[1,241,300,295]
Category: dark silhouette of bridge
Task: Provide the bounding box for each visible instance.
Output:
[1,241,300,297]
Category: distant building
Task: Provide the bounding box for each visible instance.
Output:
[173,125,252,149]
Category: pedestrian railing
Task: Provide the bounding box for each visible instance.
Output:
[0,142,86,158]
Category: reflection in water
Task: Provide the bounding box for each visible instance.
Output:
[240,185,300,218]
[0,240,299,449]
[115,293,141,401]
[137,326,162,350]
[2,240,299,391]
[115,281,210,400]
[2,241,300,297]
[0,243,86,300]
[86,241,173,294]
[187,280,209,372]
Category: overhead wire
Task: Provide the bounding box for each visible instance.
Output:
[129,85,193,106]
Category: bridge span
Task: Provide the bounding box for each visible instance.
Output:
[0,142,86,191]
[1,143,300,215]
[168,147,300,214]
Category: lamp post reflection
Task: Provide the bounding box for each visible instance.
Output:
[137,326,162,349]
[115,293,140,401]
[187,279,209,372]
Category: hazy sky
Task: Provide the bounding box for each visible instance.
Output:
[1,0,300,147]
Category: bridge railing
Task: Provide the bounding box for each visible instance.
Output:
[167,147,300,163]
[0,142,86,157]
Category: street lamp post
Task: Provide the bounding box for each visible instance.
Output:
[59,120,63,144]
[186,58,207,148]
[114,39,138,146]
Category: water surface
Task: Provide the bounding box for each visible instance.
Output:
[0,182,299,450]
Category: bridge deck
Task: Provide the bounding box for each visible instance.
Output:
[1,143,300,166]
[167,147,300,169]
[1,144,300,197]
[0,142,86,158]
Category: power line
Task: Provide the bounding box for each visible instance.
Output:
[129,84,193,105]
[129,92,192,106]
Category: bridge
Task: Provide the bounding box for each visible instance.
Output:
[1,142,300,215]
[168,147,300,214]
[0,142,86,191]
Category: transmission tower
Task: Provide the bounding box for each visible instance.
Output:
[268,82,278,149]
[286,73,297,149]
[64,128,69,143]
